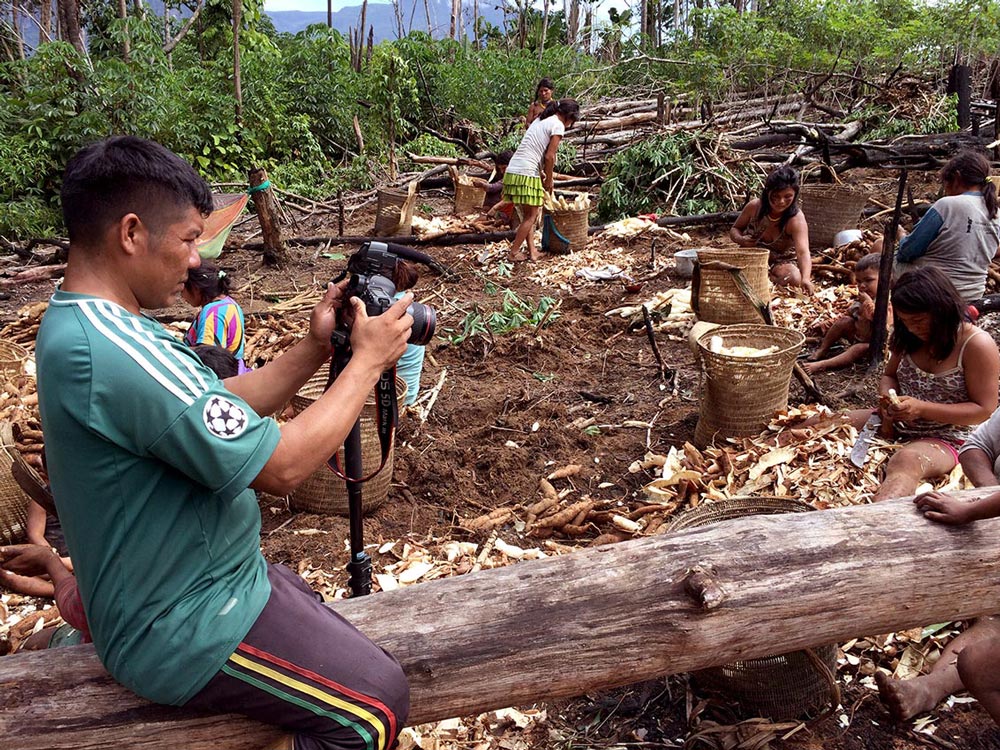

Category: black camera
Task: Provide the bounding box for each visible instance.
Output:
[341,242,436,345]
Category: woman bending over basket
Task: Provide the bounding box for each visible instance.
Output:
[503,98,580,263]
[799,267,999,501]
[730,165,813,293]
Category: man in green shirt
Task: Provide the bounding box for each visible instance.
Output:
[36,136,411,750]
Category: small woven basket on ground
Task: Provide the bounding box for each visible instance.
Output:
[694,324,805,448]
[288,372,407,516]
[454,183,486,215]
[798,177,868,252]
[543,207,589,254]
[374,188,415,237]
[0,423,30,545]
[665,496,839,721]
[694,248,770,324]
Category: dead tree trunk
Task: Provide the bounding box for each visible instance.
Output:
[248,168,287,267]
[947,63,972,129]
[989,58,1000,160]
[5,492,1000,749]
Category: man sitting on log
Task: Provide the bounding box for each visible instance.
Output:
[34,136,412,750]
[877,404,1000,727]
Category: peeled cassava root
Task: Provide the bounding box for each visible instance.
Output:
[543,192,591,212]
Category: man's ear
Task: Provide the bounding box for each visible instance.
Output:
[117,213,147,257]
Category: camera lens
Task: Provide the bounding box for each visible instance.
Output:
[407,302,436,345]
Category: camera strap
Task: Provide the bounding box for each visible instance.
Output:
[326,366,398,483]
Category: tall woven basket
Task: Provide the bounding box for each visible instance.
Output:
[665,497,839,720]
[374,188,414,237]
[0,422,30,545]
[798,182,868,252]
[543,207,589,254]
[694,248,771,324]
[454,183,486,215]
[694,324,805,448]
[288,372,407,516]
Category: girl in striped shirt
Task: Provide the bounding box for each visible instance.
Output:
[182,262,248,373]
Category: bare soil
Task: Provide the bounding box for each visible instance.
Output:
[3,169,997,749]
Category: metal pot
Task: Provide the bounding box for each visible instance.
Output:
[674,249,699,278]
[833,229,863,247]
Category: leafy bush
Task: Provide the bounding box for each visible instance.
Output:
[599,134,753,220]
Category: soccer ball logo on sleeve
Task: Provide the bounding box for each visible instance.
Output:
[203,395,249,439]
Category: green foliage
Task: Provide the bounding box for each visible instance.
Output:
[403,134,460,159]
[0,197,61,238]
[2,0,998,240]
[447,289,559,345]
[861,94,960,140]
[599,133,756,220]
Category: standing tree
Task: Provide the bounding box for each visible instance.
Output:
[232,0,242,127]
[118,0,130,61]
[57,0,86,57]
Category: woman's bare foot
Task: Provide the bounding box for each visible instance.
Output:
[509,252,529,262]
[529,251,542,261]
[801,360,826,376]
[875,671,945,721]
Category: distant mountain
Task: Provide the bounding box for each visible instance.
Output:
[266,0,506,42]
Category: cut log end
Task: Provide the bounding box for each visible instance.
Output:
[684,565,726,610]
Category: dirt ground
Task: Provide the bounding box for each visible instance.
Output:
[3,167,999,749]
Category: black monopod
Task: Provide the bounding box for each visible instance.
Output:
[324,242,445,596]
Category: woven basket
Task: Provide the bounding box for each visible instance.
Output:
[694,324,805,447]
[374,188,415,237]
[665,497,839,720]
[694,248,770,324]
[799,183,868,252]
[543,207,589,254]
[0,423,30,546]
[288,372,407,516]
[454,183,486,215]
[0,340,27,381]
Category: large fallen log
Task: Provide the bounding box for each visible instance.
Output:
[4,491,1000,749]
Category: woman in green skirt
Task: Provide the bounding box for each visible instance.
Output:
[503,99,580,262]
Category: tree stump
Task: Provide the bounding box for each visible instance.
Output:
[248,167,287,267]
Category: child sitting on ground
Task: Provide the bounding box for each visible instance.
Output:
[484,151,517,229]
[803,253,887,375]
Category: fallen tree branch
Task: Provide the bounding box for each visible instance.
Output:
[4,493,1000,748]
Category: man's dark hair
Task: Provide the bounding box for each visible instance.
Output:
[61,136,214,246]
[191,344,239,379]
[494,150,513,167]
[854,253,882,274]
[891,266,968,360]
